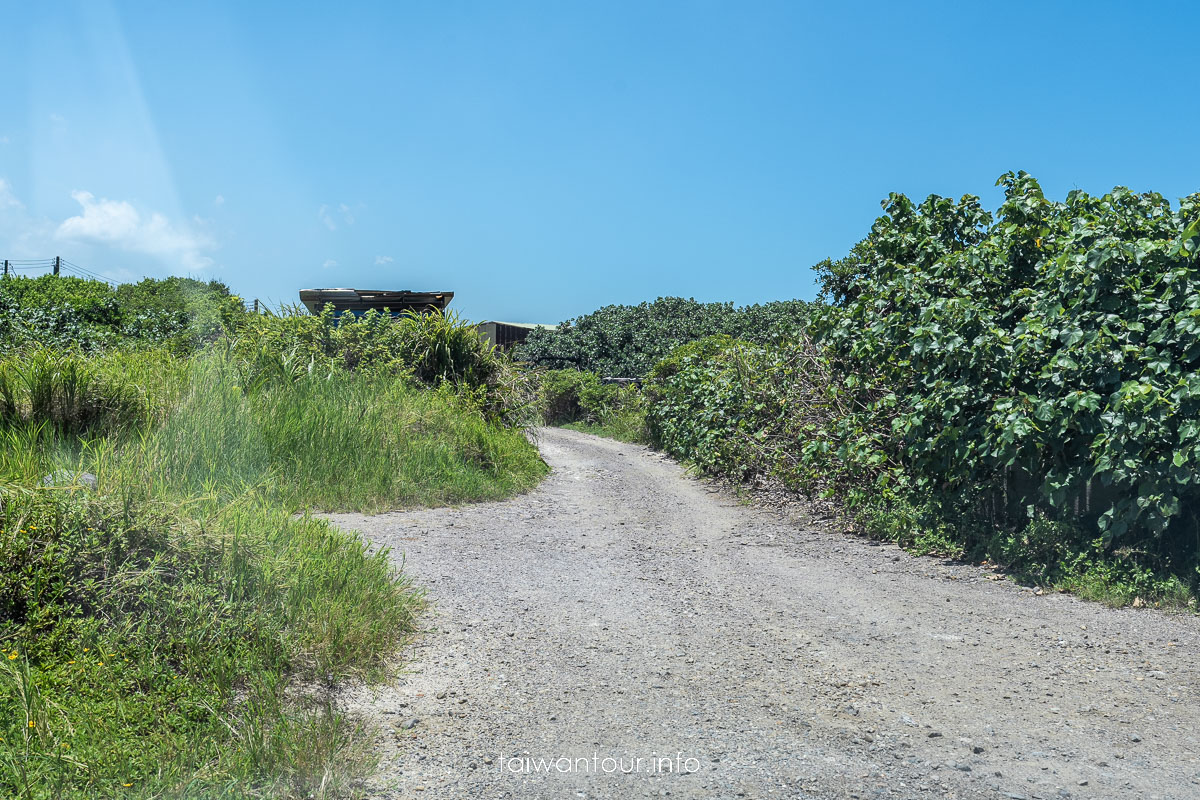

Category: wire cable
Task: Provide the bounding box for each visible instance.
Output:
[1,257,117,285]
[61,260,115,284]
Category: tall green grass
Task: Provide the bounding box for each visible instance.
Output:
[0,346,546,511]
[0,345,547,798]
[228,306,539,427]
[0,348,188,434]
[125,357,546,510]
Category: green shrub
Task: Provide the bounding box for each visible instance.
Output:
[0,275,120,327]
[0,275,245,353]
[645,333,859,487]
[115,276,244,352]
[560,393,649,443]
[539,369,649,442]
[0,276,121,351]
[517,297,812,377]
[815,172,1200,581]
[540,369,603,424]
[637,173,1200,605]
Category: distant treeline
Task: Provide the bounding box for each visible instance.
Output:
[516,296,812,377]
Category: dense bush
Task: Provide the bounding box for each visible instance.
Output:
[538,369,648,442]
[114,276,244,350]
[645,334,857,486]
[815,173,1200,570]
[640,173,1200,603]
[0,275,243,353]
[539,369,611,423]
[517,297,811,377]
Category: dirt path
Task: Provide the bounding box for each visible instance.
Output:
[329,428,1200,800]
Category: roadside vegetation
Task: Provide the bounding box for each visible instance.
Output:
[0,274,244,354]
[518,296,811,377]
[532,173,1200,609]
[0,278,546,798]
[537,369,647,443]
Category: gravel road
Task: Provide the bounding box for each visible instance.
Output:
[328,428,1200,800]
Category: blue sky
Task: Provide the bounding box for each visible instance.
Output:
[2,1,1197,323]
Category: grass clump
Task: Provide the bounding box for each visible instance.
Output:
[229,306,538,427]
[126,355,548,510]
[0,348,188,434]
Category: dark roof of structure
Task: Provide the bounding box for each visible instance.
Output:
[298,288,454,314]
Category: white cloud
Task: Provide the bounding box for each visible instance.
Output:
[322,259,338,269]
[318,202,361,231]
[0,178,23,209]
[374,255,393,265]
[214,194,225,206]
[318,204,337,231]
[56,190,214,270]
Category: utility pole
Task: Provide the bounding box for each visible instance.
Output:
[2,260,8,278]
[53,256,61,275]
[253,298,259,313]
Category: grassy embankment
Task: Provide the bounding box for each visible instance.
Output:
[1,287,546,799]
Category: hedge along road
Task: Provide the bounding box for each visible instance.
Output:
[329,428,1200,800]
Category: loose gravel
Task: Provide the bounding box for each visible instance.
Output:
[328,428,1200,800]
